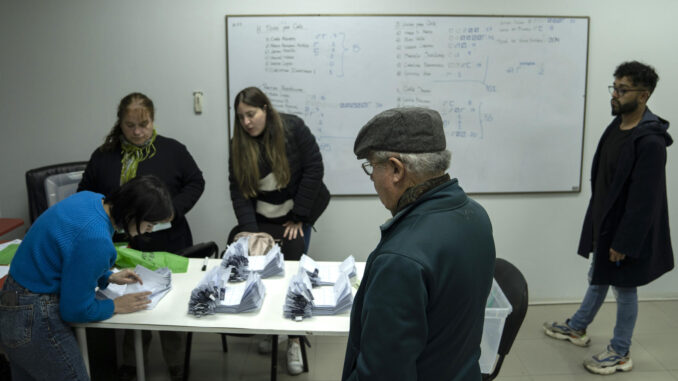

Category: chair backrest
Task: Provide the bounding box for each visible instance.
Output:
[485,257,529,380]
[25,162,88,223]
[177,241,220,259]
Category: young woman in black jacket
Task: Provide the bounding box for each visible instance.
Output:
[229,86,330,375]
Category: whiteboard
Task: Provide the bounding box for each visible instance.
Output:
[226,15,589,195]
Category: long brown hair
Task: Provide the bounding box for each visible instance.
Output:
[232,87,290,198]
[101,92,155,152]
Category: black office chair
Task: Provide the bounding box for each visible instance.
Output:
[25,161,88,223]
[482,258,529,380]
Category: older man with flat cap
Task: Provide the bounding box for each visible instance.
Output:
[342,107,496,381]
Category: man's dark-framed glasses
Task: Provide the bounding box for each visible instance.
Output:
[608,86,646,97]
[361,161,375,176]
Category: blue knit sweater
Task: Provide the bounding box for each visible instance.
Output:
[10,191,116,322]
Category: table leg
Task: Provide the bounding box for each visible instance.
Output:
[134,330,145,381]
[270,335,278,381]
[300,337,308,372]
[75,327,90,377]
[183,332,193,381]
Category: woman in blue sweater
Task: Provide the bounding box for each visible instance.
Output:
[0,175,174,381]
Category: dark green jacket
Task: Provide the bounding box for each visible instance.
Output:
[342,179,495,381]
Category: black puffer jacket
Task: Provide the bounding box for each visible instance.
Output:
[229,113,330,232]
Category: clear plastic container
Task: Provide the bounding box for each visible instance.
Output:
[44,171,84,207]
[479,279,513,373]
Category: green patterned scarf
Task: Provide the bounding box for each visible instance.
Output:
[120,129,157,185]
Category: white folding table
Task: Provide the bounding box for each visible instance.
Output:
[73,258,363,381]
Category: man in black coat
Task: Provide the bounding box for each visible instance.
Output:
[544,61,673,375]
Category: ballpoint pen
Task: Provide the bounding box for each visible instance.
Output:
[202,256,208,271]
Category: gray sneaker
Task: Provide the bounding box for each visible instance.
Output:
[543,320,591,347]
[583,345,633,374]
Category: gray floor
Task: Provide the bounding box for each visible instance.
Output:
[139,300,678,380]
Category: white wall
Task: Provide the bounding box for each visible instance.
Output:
[1,0,677,303]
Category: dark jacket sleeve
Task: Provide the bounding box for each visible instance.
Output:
[611,135,667,258]
[287,117,325,221]
[344,254,428,381]
[228,151,259,232]
[170,142,205,220]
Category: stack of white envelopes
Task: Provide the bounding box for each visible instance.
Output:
[299,254,357,286]
[284,267,353,320]
[97,265,172,310]
[188,265,266,316]
[216,271,266,313]
[309,270,353,315]
[222,236,285,279]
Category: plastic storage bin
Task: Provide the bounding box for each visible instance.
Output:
[479,278,513,373]
[44,171,84,207]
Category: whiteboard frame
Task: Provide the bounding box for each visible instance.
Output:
[225,14,590,196]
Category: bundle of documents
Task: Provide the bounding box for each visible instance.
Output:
[283,268,314,320]
[188,265,266,317]
[247,244,284,278]
[188,266,229,316]
[309,271,353,315]
[215,271,266,313]
[221,237,250,281]
[96,265,172,310]
[284,268,354,320]
[221,236,284,279]
[299,254,357,287]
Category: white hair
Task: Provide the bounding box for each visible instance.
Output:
[371,150,451,178]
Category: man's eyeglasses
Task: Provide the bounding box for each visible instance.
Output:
[361,161,376,176]
[608,86,646,97]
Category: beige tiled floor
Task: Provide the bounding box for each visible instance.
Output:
[138,300,678,380]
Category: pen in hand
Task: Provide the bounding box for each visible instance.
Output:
[202,256,208,271]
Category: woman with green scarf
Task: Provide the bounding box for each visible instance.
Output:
[78,92,205,381]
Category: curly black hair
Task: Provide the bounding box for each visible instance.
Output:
[614,61,659,93]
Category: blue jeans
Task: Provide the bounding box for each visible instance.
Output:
[302,224,312,253]
[568,262,638,355]
[0,275,89,381]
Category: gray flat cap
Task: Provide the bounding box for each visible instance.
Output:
[354,107,446,159]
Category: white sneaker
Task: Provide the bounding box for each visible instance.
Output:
[286,339,304,375]
[583,345,633,375]
[258,335,273,354]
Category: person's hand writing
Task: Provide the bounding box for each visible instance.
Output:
[282,221,304,240]
[113,291,152,314]
[109,269,143,285]
[609,248,626,263]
